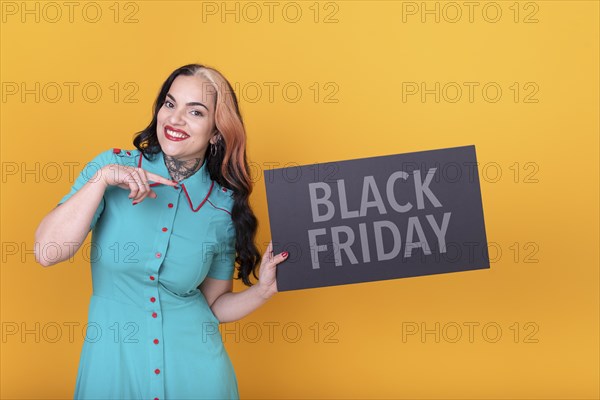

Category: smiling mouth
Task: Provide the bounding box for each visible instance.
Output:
[164,126,190,141]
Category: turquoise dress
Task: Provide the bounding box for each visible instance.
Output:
[58,148,239,400]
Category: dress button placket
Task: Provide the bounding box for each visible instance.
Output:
[148,256,164,400]
[144,188,181,399]
[147,191,179,400]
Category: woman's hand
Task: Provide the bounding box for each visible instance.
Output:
[257,241,289,299]
[95,164,178,204]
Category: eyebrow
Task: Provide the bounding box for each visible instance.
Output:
[166,93,209,111]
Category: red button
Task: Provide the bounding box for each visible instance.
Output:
[155,252,161,258]
[149,275,155,281]
[154,368,160,374]
[153,338,159,344]
[162,227,168,232]
[154,398,159,400]
[167,203,173,208]
[222,187,227,192]
[152,312,157,318]
[150,297,156,303]
[112,148,121,154]
[126,151,131,156]
[174,185,179,190]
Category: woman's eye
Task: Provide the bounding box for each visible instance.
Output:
[164,100,174,108]
[191,110,203,117]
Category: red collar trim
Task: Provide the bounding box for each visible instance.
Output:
[182,181,214,212]
[137,152,214,213]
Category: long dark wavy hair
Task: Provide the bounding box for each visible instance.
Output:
[133,64,261,286]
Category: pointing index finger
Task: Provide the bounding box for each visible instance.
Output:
[146,171,178,186]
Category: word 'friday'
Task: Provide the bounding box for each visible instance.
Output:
[307,168,452,269]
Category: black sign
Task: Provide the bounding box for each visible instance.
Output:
[264,145,489,291]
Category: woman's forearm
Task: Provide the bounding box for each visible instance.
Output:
[34,173,107,267]
[210,284,273,323]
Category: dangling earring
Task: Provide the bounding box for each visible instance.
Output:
[210,134,221,157]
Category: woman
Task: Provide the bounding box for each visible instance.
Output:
[34,63,289,399]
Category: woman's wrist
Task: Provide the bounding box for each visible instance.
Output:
[255,282,276,300]
[92,166,110,190]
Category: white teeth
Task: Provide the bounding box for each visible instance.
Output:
[166,129,188,139]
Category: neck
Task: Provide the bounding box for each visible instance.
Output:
[163,154,203,182]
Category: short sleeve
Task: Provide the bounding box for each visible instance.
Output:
[206,219,237,280]
[57,149,113,232]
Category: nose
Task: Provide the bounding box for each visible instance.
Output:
[167,106,185,125]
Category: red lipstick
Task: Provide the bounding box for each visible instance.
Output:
[164,125,190,141]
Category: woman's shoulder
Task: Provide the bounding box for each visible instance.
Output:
[88,147,141,167]
[109,147,141,164]
[207,180,235,217]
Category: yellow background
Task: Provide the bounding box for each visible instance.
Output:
[1,0,598,398]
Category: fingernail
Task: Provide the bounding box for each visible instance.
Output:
[132,201,138,206]
[281,251,288,258]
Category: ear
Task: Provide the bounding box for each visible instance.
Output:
[210,131,220,144]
